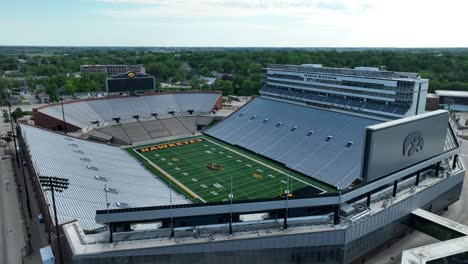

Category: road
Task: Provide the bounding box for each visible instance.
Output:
[0,158,27,264]
[367,136,468,263]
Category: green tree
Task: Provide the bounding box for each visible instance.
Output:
[212,80,233,95]
[63,80,75,95]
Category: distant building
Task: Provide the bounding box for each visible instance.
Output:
[435,90,468,111]
[200,76,216,86]
[426,93,440,111]
[214,72,234,81]
[36,92,50,103]
[80,65,146,76]
[261,64,429,121]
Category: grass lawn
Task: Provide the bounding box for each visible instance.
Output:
[127,135,336,203]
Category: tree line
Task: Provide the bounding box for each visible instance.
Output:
[1,49,468,101]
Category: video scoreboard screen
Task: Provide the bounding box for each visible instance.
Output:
[106,72,155,93]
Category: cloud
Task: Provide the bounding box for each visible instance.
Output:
[97,0,373,20]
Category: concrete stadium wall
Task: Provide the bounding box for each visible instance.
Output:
[33,108,81,132]
[73,171,464,264]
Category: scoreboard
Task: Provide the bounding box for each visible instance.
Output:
[106,72,155,94]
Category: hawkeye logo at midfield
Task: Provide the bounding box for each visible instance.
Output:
[137,138,205,153]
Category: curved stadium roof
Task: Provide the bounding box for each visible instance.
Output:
[20,124,190,231]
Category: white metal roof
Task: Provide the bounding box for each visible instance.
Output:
[435,90,468,98]
[20,124,190,231]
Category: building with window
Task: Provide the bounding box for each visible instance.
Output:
[261,64,429,120]
[80,65,146,76]
[434,90,468,111]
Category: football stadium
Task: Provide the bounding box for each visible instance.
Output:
[128,135,332,203]
[17,66,465,263]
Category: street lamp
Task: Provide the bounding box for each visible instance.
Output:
[39,176,69,264]
[6,94,19,167]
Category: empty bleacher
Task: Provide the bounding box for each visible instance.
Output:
[205,97,381,189]
[37,92,221,130]
[19,124,190,231]
[160,118,190,136]
[141,120,170,138]
[121,123,152,143]
[260,87,410,118]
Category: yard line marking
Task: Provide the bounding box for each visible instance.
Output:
[132,149,206,203]
[203,137,327,194]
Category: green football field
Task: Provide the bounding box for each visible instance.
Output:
[127,135,335,203]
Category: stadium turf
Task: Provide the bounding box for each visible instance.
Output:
[127,135,336,203]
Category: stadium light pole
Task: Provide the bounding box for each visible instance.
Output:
[229,173,233,235]
[104,185,113,243]
[60,97,67,134]
[6,95,20,167]
[169,180,175,238]
[18,139,32,219]
[39,176,69,264]
[284,173,290,230]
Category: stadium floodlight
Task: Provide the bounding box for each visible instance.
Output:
[229,173,233,234]
[284,173,290,230]
[39,176,69,264]
[59,97,67,134]
[169,180,174,238]
[6,94,20,167]
[104,185,113,243]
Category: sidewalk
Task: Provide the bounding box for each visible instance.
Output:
[0,115,51,264]
[0,157,26,264]
[14,148,51,264]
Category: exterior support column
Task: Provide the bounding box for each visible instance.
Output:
[453,154,459,169]
[366,192,371,207]
[415,171,420,186]
[393,180,398,197]
[333,205,340,225]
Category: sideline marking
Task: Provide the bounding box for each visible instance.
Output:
[132,149,206,203]
[203,137,327,194]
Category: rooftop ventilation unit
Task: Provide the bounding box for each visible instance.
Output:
[151,112,158,118]
[325,136,333,142]
[188,110,194,115]
[94,175,107,181]
[115,202,128,208]
[168,111,175,116]
[239,112,244,117]
[275,122,283,128]
[80,157,91,162]
[113,117,120,124]
[87,165,99,171]
[73,149,84,154]
[262,118,269,124]
[307,131,314,137]
[346,141,354,148]
[104,187,118,194]
[290,126,298,132]
[250,115,257,120]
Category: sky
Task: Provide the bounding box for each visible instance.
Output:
[1,0,468,47]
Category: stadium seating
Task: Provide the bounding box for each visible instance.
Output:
[20,124,190,231]
[260,87,410,117]
[93,116,213,145]
[205,97,380,189]
[37,92,220,129]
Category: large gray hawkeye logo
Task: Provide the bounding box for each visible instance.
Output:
[403,131,424,157]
